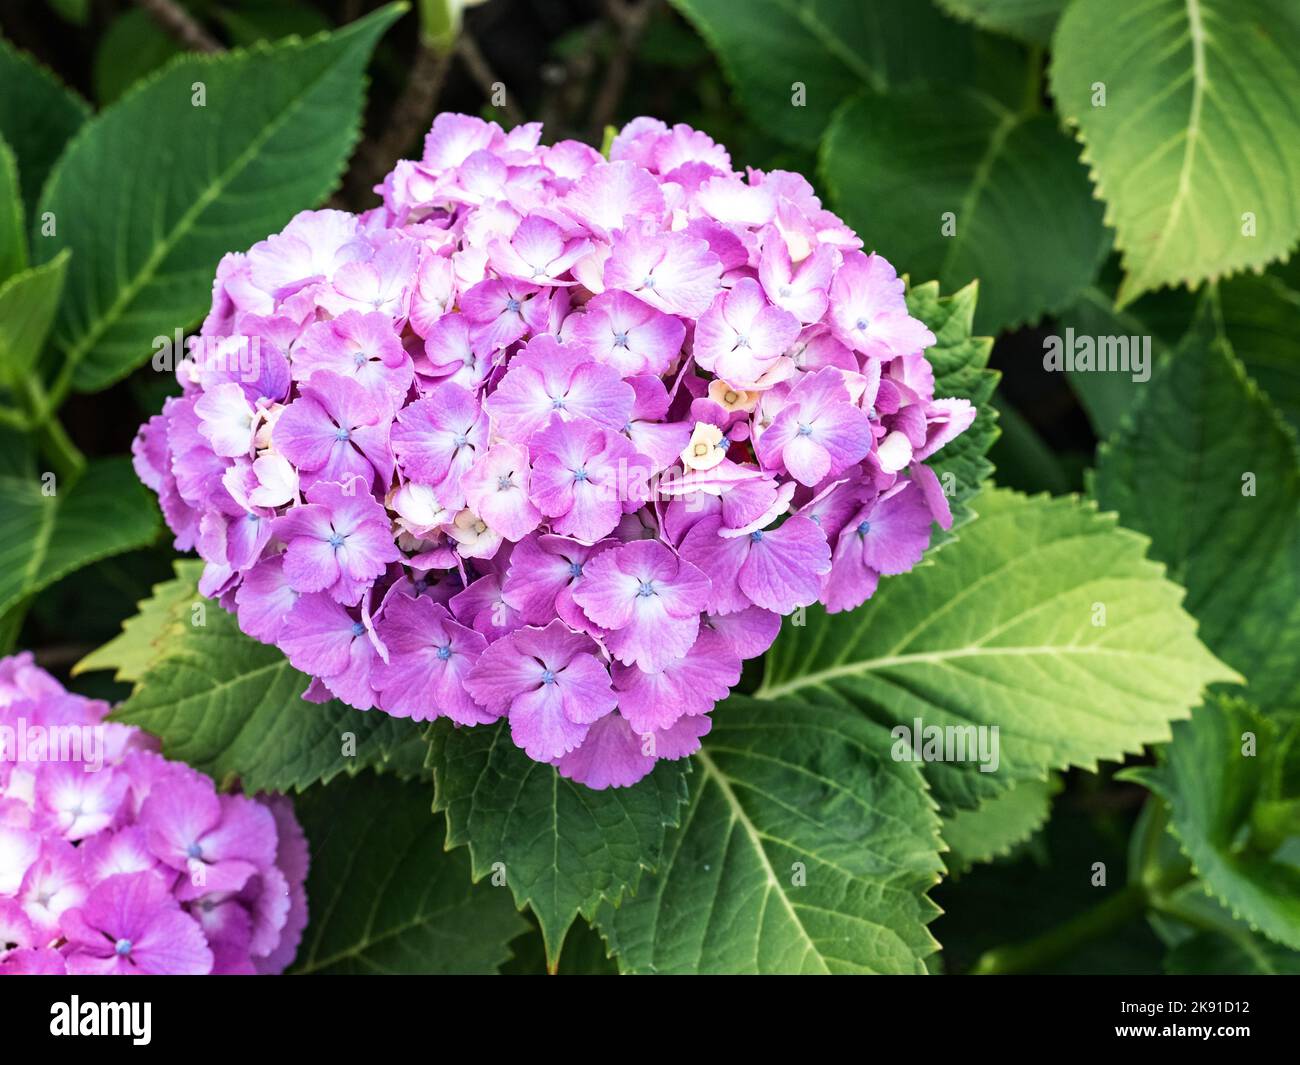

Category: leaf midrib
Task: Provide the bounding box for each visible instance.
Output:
[758,643,1220,701]
[13,486,56,606]
[940,95,1024,284]
[773,0,877,89]
[695,748,831,974]
[56,37,357,372]
[1128,0,1207,294]
[295,831,462,974]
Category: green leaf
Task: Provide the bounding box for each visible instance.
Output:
[988,400,1071,496]
[1140,800,1300,973]
[758,488,1238,812]
[216,4,333,47]
[824,88,1109,334]
[92,5,338,106]
[668,0,982,148]
[73,559,205,683]
[1135,699,1300,950]
[1094,292,1300,710]
[935,0,1067,45]
[0,37,89,219]
[291,771,529,974]
[112,590,426,793]
[92,10,183,106]
[48,0,90,26]
[501,919,619,975]
[1051,0,1300,306]
[1218,272,1300,435]
[428,719,689,967]
[0,456,159,616]
[1272,254,1300,291]
[36,4,403,394]
[1165,931,1300,975]
[942,776,1059,873]
[0,136,25,284]
[937,800,1166,973]
[1056,281,1193,439]
[904,279,998,534]
[0,250,68,385]
[0,424,35,479]
[595,696,943,974]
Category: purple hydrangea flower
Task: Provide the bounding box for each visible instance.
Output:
[60,872,214,976]
[568,289,685,377]
[274,477,401,605]
[273,369,394,492]
[292,310,413,403]
[390,382,486,510]
[693,277,801,386]
[129,112,977,789]
[572,540,710,671]
[825,482,935,613]
[679,513,831,615]
[500,534,609,633]
[489,214,592,286]
[613,628,740,733]
[465,620,616,760]
[755,367,875,485]
[529,418,649,542]
[602,226,723,318]
[279,593,381,709]
[829,251,935,360]
[462,442,544,543]
[371,594,489,724]
[485,336,634,440]
[0,652,309,976]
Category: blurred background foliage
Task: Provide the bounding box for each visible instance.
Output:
[2,0,1297,975]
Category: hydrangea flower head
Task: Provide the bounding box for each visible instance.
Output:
[0,653,308,975]
[134,114,976,789]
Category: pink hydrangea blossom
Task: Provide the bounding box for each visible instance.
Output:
[0,653,308,976]
[131,113,975,789]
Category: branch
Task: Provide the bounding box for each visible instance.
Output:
[969,881,1149,975]
[33,644,96,670]
[588,0,656,138]
[350,39,455,202]
[456,34,526,126]
[970,858,1192,975]
[133,0,223,54]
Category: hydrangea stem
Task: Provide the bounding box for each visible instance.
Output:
[0,606,25,656]
[133,0,222,53]
[970,809,1192,976]
[1023,45,1045,114]
[19,374,85,486]
[969,880,1150,975]
[36,413,86,486]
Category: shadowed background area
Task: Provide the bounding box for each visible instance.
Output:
[3,0,1296,977]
